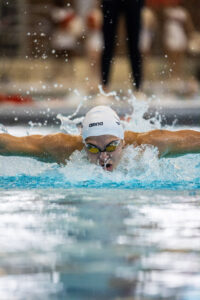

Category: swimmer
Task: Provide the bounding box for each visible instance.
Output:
[1,105,200,171]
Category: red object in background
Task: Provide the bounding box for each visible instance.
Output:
[86,10,102,30]
[87,14,98,30]
[0,94,33,104]
[60,11,76,28]
[146,0,181,7]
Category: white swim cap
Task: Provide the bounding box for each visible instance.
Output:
[82,106,124,140]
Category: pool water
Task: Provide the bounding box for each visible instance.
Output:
[1,97,200,299]
[0,189,200,300]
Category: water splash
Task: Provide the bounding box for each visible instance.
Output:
[56,86,164,135]
[56,89,90,134]
[98,84,121,101]
[57,114,83,135]
[0,124,8,133]
[1,146,200,189]
[121,91,162,132]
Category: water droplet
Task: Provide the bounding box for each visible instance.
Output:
[42,54,47,60]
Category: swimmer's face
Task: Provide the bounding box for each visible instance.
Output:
[84,135,124,171]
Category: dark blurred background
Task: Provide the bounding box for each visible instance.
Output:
[0,0,200,101]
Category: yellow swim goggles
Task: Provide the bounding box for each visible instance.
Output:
[85,140,121,154]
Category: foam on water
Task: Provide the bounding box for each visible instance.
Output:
[0,91,200,189]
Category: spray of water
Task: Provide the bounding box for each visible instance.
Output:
[56,89,89,134]
[56,86,163,136]
[0,124,8,133]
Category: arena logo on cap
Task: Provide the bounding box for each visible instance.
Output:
[89,122,103,127]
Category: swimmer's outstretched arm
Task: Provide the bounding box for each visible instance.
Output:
[0,133,84,164]
[1,129,200,163]
[125,129,200,157]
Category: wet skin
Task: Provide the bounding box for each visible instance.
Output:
[1,129,200,165]
[85,135,125,171]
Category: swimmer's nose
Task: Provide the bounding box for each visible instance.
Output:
[99,151,109,161]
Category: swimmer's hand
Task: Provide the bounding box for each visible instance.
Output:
[0,133,84,164]
[129,129,200,157]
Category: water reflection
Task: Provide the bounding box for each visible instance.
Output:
[0,189,200,299]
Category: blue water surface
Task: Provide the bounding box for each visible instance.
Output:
[1,145,200,190]
[1,172,200,190]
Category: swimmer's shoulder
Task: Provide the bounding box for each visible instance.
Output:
[42,133,84,152]
[60,133,84,151]
[124,129,167,146]
[39,133,84,163]
[124,131,140,146]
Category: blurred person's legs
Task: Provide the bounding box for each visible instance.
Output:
[101,0,121,90]
[124,0,144,91]
[101,0,144,93]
